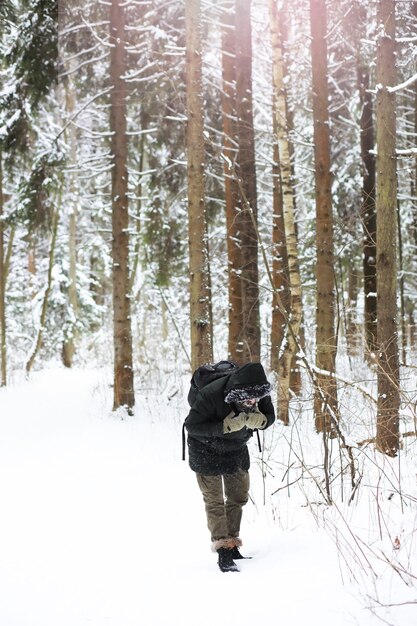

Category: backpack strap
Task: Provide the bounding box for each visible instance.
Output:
[182,421,187,461]
[256,429,262,453]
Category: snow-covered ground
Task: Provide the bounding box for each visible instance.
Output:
[0,368,415,626]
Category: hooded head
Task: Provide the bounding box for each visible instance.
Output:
[224,362,272,407]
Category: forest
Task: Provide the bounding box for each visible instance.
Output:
[1,0,416,449]
[0,1,417,621]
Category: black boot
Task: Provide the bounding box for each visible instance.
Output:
[217,547,239,572]
[230,546,252,560]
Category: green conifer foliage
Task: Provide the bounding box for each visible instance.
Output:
[0,0,58,156]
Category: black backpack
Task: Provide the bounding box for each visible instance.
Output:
[182,360,239,460]
[187,360,239,407]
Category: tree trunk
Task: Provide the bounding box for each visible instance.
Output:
[130,108,148,293]
[25,208,59,375]
[62,63,78,368]
[235,0,260,363]
[270,108,289,372]
[360,67,378,356]
[397,198,406,364]
[269,0,289,373]
[0,152,6,386]
[28,236,37,297]
[281,1,303,395]
[412,2,417,351]
[270,0,302,424]
[375,0,400,457]
[186,0,213,370]
[354,0,377,356]
[310,0,338,432]
[110,0,135,412]
[221,2,243,363]
[346,264,360,356]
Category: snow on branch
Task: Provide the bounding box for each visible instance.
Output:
[397,35,417,44]
[368,147,417,158]
[55,87,114,141]
[387,72,417,93]
[396,148,417,157]
[59,53,109,79]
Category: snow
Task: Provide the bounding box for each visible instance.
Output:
[0,368,415,626]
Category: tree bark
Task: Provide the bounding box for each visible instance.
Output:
[270,108,289,372]
[0,152,6,386]
[221,2,243,363]
[360,66,377,356]
[270,0,302,424]
[310,0,338,432]
[346,265,360,356]
[129,108,148,293]
[375,0,400,457]
[413,1,417,350]
[269,0,289,373]
[25,208,59,376]
[354,1,377,356]
[397,198,406,364]
[62,62,78,368]
[186,0,213,370]
[110,0,135,412]
[235,0,260,363]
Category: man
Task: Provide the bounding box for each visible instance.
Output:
[184,362,275,572]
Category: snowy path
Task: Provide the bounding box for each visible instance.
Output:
[0,369,399,626]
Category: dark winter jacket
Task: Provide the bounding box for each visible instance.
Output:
[184,363,275,475]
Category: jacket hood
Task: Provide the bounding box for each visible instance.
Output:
[224,363,272,404]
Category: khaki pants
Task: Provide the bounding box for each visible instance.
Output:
[196,469,250,542]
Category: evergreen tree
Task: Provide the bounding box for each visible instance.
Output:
[270,0,302,424]
[310,0,338,432]
[185,0,213,370]
[375,0,400,457]
[109,0,135,412]
[234,0,260,363]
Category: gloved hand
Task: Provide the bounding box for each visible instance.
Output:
[223,411,246,434]
[244,410,267,430]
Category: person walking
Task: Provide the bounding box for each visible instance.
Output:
[184,362,275,572]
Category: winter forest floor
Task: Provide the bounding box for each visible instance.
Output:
[0,367,416,626]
